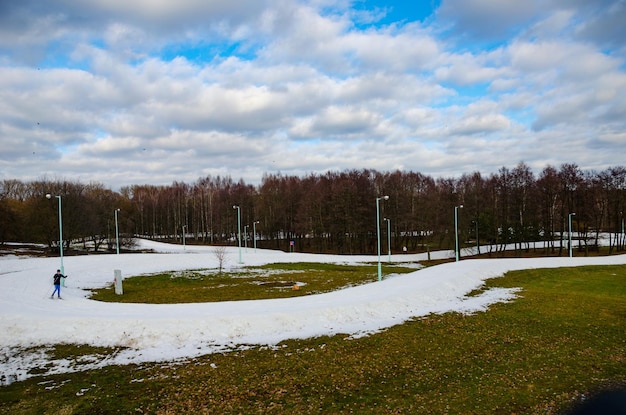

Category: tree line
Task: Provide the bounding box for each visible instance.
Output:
[1,163,625,256]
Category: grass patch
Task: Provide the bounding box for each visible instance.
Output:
[1,264,625,414]
[90,263,417,303]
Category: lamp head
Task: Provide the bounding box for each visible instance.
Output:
[46,193,52,199]
[383,195,389,200]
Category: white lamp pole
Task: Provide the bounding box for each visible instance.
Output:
[182,225,187,251]
[46,194,64,276]
[253,220,259,252]
[455,204,464,262]
[620,212,626,247]
[474,219,480,255]
[568,212,576,258]
[233,205,242,263]
[384,217,391,263]
[376,195,389,281]
[114,208,120,255]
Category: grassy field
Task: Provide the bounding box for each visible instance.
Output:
[1,263,625,414]
[89,263,419,303]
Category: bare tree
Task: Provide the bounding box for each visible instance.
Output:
[213,246,228,274]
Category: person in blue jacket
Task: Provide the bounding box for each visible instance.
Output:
[51,269,65,299]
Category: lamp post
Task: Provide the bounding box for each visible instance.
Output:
[569,212,576,258]
[620,212,626,248]
[384,217,391,263]
[114,208,120,255]
[253,220,259,252]
[376,195,389,281]
[455,205,464,262]
[182,225,187,251]
[233,205,242,263]
[46,193,64,278]
[473,219,480,255]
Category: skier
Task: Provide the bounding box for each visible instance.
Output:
[51,269,65,299]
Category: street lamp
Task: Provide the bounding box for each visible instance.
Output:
[473,219,480,255]
[114,208,120,255]
[182,225,187,251]
[376,195,389,281]
[384,217,391,263]
[253,220,259,252]
[233,205,242,264]
[455,205,464,262]
[620,212,626,248]
[569,212,576,258]
[46,193,64,279]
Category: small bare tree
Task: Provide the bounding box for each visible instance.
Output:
[213,246,228,274]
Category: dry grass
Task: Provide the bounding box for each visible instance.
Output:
[89,262,417,303]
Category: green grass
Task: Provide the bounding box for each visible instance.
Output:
[1,264,625,414]
[89,262,418,303]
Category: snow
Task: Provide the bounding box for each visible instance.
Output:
[1,239,625,385]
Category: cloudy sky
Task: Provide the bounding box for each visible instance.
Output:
[1,0,625,189]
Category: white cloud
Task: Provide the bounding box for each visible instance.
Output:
[452,114,511,135]
[436,0,544,40]
[0,1,624,188]
[435,50,510,86]
[342,29,440,72]
[290,105,383,139]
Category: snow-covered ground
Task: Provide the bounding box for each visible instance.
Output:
[1,239,625,385]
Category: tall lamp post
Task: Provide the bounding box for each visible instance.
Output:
[233,205,242,263]
[114,208,120,255]
[376,195,389,281]
[620,212,626,248]
[473,219,480,255]
[46,194,65,278]
[384,217,391,263]
[182,225,187,251]
[568,212,576,258]
[455,204,464,262]
[253,220,259,252]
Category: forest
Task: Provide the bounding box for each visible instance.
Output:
[1,162,625,256]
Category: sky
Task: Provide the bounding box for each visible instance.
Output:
[2,238,624,384]
[0,0,625,190]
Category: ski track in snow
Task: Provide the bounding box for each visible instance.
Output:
[1,239,625,384]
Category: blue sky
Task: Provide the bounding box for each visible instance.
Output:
[354,0,439,25]
[0,0,625,189]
